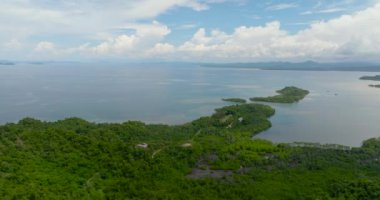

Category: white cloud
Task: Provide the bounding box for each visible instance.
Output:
[90,21,171,55]
[318,8,346,13]
[301,8,346,15]
[124,0,209,18]
[300,11,313,15]
[34,41,56,52]
[2,1,380,62]
[4,39,23,50]
[0,0,211,54]
[146,43,175,57]
[174,3,380,61]
[34,21,172,59]
[177,23,199,29]
[202,0,247,6]
[300,0,376,15]
[267,3,298,11]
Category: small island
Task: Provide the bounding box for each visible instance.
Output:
[222,98,247,103]
[369,84,380,88]
[250,86,309,103]
[360,75,380,81]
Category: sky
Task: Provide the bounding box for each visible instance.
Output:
[1,0,380,62]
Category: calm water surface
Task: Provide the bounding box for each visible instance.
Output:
[1,63,379,146]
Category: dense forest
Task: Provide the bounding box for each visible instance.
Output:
[250,86,310,103]
[0,89,379,199]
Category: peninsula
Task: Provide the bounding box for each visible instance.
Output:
[360,75,380,81]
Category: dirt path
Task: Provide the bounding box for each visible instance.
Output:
[151,129,202,158]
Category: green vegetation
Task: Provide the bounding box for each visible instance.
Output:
[0,90,379,199]
[360,75,380,81]
[222,98,247,103]
[250,86,310,103]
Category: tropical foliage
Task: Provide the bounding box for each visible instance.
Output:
[250,86,309,103]
[0,100,379,199]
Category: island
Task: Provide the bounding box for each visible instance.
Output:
[0,88,379,199]
[0,61,14,65]
[369,84,380,88]
[250,86,310,103]
[360,75,380,88]
[222,98,247,103]
[202,62,380,72]
[360,75,380,81]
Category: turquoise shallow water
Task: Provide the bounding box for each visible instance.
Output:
[1,63,379,146]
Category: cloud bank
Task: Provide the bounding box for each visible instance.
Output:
[1,1,380,62]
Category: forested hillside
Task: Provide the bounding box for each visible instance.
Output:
[0,102,379,199]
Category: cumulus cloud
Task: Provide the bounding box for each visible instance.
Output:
[146,43,176,58]
[173,3,380,61]
[31,21,171,59]
[89,21,171,56]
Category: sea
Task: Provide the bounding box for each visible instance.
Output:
[1,63,379,146]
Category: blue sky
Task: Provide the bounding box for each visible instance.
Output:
[0,0,380,62]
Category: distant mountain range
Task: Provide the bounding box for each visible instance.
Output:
[2,60,380,72]
[0,60,81,66]
[201,61,380,72]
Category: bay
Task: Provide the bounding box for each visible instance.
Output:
[1,63,379,146]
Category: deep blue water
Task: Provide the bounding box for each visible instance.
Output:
[1,63,379,146]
